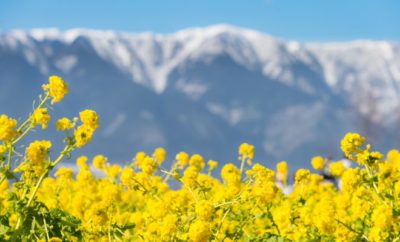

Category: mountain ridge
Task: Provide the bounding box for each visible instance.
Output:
[1,25,399,169]
[2,25,399,102]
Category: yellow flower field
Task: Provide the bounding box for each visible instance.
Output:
[0,76,399,241]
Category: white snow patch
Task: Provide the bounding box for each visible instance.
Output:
[55,55,78,73]
[103,113,126,137]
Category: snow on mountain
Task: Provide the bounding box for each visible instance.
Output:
[0,25,399,169]
[306,41,400,123]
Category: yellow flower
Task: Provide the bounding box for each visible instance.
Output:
[371,204,393,229]
[395,181,400,197]
[0,178,9,193]
[160,214,178,239]
[182,165,199,186]
[329,161,346,177]
[32,108,51,129]
[239,142,255,160]
[140,156,157,175]
[341,132,365,160]
[48,238,62,242]
[106,164,121,179]
[356,147,383,166]
[8,213,18,228]
[120,167,135,186]
[246,164,275,185]
[188,220,211,242]
[271,201,291,236]
[189,154,205,170]
[371,151,383,161]
[84,204,108,227]
[0,145,7,155]
[74,125,94,148]
[56,117,74,131]
[42,75,69,104]
[92,155,108,169]
[221,163,240,185]
[313,199,336,233]
[153,147,167,163]
[368,227,388,242]
[207,160,218,170]
[133,151,146,167]
[387,149,400,162]
[26,140,52,164]
[176,151,189,168]
[311,156,326,170]
[341,168,361,192]
[276,161,288,183]
[195,200,214,220]
[55,167,74,180]
[0,114,17,141]
[79,109,99,130]
[294,168,311,185]
[76,155,88,169]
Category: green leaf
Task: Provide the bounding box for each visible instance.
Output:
[0,224,10,235]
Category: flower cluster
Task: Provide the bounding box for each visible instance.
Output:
[0,76,98,241]
[42,75,69,104]
[1,76,400,241]
[0,114,17,141]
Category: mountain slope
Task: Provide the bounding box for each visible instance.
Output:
[0,25,399,169]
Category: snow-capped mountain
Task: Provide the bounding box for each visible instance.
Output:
[1,25,399,170]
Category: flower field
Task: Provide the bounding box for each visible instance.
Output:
[1,76,400,241]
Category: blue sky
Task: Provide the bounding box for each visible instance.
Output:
[0,0,399,41]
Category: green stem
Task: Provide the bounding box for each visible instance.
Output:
[14,144,72,231]
[43,215,50,241]
[0,145,13,185]
[12,125,33,145]
[163,162,177,183]
[16,119,31,133]
[182,181,198,203]
[268,205,280,236]
[213,208,231,241]
[335,218,365,238]
[13,93,50,145]
[6,144,13,169]
[0,176,6,186]
[364,164,384,203]
[239,156,246,180]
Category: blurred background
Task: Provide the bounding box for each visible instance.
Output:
[0,0,400,171]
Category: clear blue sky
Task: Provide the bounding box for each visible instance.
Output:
[0,0,399,41]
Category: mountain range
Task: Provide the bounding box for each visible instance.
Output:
[1,25,400,170]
